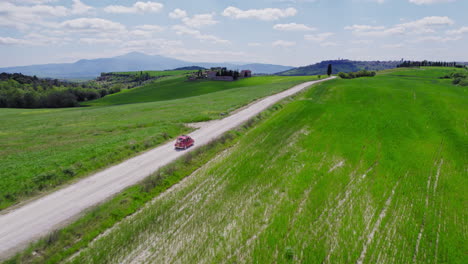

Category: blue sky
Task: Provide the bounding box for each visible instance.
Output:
[1,0,467,67]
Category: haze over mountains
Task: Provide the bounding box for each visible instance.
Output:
[0,52,294,79]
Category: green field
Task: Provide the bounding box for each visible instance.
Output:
[0,75,319,210]
[84,76,304,106]
[70,68,467,263]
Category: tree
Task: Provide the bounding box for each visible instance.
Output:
[327,64,332,76]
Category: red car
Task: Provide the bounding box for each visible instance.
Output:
[174,135,194,150]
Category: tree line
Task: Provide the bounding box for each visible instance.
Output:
[338,70,376,79]
[397,60,466,68]
[0,73,121,108]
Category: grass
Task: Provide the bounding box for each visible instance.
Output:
[5,99,285,264]
[0,75,319,210]
[84,75,310,106]
[64,67,466,263]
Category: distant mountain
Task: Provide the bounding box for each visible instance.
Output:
[277,60,400,76]
[172,66,207,71]
[190,62,293,75]
[0,52,293,79]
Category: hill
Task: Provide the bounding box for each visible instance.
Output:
[85,75,311,106]
[277,60,400,75]
[63,67,466,263]
[172,66,207,71]
[0,52,293,79]
[0,74,318,210]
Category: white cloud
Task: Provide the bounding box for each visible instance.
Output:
[345,16,454,37]
[351,39,374,45]
[172,25,229,44]
[123,39,183,49]
[0,37,28,45]
[272,40,296,47]
[273,23,316,31]
[304,32,334,42]
[0,1,93,30]
[344,25,385,31]
[320,42,338,47]
[248,42,262,46]
[410,35,461,42]
[397,16,454,29]
[446,26,468,35]
[382,43,404,48]
[353,27,405,37]
[104,1,163,14]
[182,14,218,28]
[60,18,126,33]
[170,10,218,28]
[79,38,121,45]
[169,8,187,19]
[134,24,165,32]
[222,6,297,21]
[409,0,455,5]
[71,0,93,15]
[0,33,70,46]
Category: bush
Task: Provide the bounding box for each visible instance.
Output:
[338,70,376,79]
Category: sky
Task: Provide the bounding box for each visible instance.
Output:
[0,0,467,67]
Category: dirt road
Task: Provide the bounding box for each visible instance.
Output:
[0,77,335,259]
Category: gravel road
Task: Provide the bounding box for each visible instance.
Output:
[0,77,335,259]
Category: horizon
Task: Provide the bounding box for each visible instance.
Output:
[1,0,468,68]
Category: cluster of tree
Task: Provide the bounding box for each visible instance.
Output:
[397,60,466,68]
[99,71,151,83]
[338,70,376,79]
[214,68,241,79]
[0,73,121,108]
[441,71,468,86]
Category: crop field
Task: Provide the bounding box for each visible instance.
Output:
[0,75,318,210]
[84,75,306,106]
[69,68,466,263]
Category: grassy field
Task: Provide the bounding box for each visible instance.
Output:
[69,68,466,263]
[0,75,319,210]
[84,76,305,106]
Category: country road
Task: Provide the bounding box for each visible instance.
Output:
[0,77,335,259]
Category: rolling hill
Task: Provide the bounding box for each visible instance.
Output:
[277,60,400,75]
[0,52,293,79]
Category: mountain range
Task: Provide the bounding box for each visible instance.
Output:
[0,52,294,79]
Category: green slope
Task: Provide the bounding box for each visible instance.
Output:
[71,67,466,263]
[85,75,306,106]
[0,75,318,210]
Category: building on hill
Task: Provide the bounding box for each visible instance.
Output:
[188,67,252,81]
[240,70,252,78]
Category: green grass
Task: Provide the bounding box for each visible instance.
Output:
[0,75,319,210]
[84,76,309,106]
[111,70,196,77]
[66,68,466,263]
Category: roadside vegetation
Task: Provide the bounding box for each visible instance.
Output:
[338,70,376,79]
[0,74,320,210]
[5,102,277,264]
[58,67,465,263]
